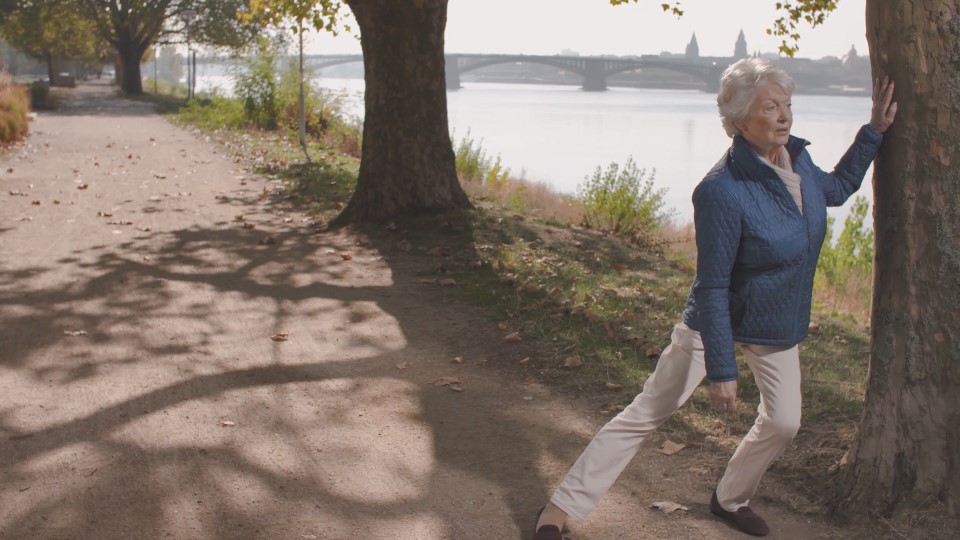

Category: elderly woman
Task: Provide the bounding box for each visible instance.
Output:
[533,58,897,539]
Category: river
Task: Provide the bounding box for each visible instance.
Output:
[195,72,874,227]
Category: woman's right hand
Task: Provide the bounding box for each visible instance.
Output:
[710,380,738,416]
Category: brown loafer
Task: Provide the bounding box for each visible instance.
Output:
[710,491,770,537]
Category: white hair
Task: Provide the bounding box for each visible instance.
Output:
[717,58,796,137]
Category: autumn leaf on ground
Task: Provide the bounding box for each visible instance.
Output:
[242,222,256,229]
[220,420,236,427]
[340,253,353,261]
[31,200,40,205]
[605,382,624,390]
[432,376,464,392]
[63,330,88,337]
[395,362,413,370]
[503,332,522,343]
[562,356,584,368]
[644,345,662,359]
[452,356,464,364]
[657,440,686,456]
[269,333,289,342]
[518,357,531,365]
[77,183,89,190]
[651,501,690,514]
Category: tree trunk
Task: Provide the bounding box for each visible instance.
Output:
[116,33,146,94]
[44,51,55,84]
[332,0,471,225]
[838,0,960,518]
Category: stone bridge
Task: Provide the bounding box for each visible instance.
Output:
[305,53,731,92]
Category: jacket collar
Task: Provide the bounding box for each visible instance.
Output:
[728,134,810,179]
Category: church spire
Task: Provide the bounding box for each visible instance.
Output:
[685,33,699,58]
[734,29,748,59]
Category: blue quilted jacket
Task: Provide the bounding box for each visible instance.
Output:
[682,125,883,382]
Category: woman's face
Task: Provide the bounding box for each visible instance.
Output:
[736,84,793,160]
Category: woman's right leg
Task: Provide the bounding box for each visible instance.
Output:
[548,323,707,523]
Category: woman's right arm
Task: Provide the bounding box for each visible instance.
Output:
[691,180,741,384]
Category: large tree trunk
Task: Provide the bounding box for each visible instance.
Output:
[838,0,960,518]
[332,0,471,225]
[116,32,146,94]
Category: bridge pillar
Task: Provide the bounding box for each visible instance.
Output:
[445,55,461,90]
[581,59,607,91]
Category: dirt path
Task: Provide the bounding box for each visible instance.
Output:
[0,82,853,539]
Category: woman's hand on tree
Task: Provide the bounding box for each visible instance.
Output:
[870,76,898,133]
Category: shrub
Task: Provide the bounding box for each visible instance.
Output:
[576,157,673,237]
[453,131,510,190]
[815,195,874,314]
[233,38,280,130]
[0,73,29,144]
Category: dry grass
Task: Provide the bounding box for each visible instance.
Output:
[0,71,30,145]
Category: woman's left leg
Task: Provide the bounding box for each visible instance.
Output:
[714,343,802,511]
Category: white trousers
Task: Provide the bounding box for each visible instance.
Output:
[551,323,801,523]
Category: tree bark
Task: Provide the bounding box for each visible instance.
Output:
[332,0,471,225]
[838,0,960,518]
[116,33,146,94]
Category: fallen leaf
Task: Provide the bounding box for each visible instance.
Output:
[518,357,531,365]
[63,330,88,337]
[234,214,245,221]
[605,382,624,390]
[77,183,89,190]
[503,332,522,343]
[562,356,584,368]
[548,286,563,298]
[808,322,821,334]
[242,222,256,229]
[644,345,662,359]
[611,262,626,271]
[53,200,60,205]
[432,376,464,392]
[270,333,289,342]
[523,396,534,401]
[31,200,40,205]
[283,217,293,223]
[657,440,686,456]
[395,362,413,370]
[340,253,353,261]
[8,190,27,196]
[497,322,509,330]
[438,278,457,286]
[220,420,236,427]
[452,356,464,364]
[651,501,690,514]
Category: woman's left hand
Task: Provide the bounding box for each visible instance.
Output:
[870,76,898,133]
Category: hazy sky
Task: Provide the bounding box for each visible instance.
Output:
[306,0,868,59]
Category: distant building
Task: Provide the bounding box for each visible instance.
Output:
[685,33,699,58]
[735,30,748,59]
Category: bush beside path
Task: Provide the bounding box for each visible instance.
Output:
[0,81,857,539]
